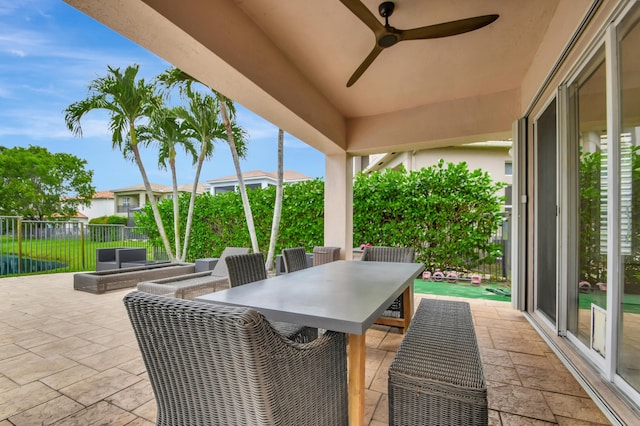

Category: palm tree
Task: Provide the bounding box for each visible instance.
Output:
[64,64,177,261]
[157,68,258,253]
[137,106,196,260]
[171,86,234,260]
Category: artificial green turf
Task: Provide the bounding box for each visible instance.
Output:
[413,278,512,301]
[413,279,640,313]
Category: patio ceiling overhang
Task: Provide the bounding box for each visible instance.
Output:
[64,0,595,157]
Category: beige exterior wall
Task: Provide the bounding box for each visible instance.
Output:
[78,198,114,220]
[411,146,512,188]
[360,144,513,194]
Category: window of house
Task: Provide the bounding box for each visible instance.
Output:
[215,185,235,194]
[505,161,513,176]
[504,185,512,211]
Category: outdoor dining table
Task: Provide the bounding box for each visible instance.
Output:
[195,259,424,426]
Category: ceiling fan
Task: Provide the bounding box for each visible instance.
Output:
[340,0,499,87]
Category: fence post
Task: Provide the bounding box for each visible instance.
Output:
[80,222,85,269]
[121,225,125,246]
[17,216,22,274]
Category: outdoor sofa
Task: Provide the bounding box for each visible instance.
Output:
[95,247,148,271]
[74,262,195,294]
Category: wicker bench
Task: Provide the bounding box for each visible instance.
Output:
[388,299,487,426]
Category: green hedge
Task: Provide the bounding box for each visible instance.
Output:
[88,215,129,242]
[137,164,505,268]
[135,179,325,261]
[89,215,128,225]
[354,161,505,270]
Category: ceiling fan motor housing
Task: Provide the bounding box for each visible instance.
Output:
[379,2,395,18]
[378,33,399,47]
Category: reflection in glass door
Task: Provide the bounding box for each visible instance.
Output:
[618,6,640,393]
[567,47,608,352]
[536,100,557,323]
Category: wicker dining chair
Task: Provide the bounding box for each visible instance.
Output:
[282,247,309,273]
[124,291,347,426]
[312,246,341,266]
[361,246,416,320]
[225,252,317,342]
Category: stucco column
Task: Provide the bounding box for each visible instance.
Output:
[325,153,353,260]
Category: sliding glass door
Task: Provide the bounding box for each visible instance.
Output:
[535,99,558,323]
[567,48,608,352]
[617,4,640,393]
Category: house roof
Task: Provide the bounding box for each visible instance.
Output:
[206,170,311,185]
[51,211,88,219]
[92,190,115,199]
[111,183,206,194]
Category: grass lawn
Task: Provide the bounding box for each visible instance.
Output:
[414,278,512,301]
[579,291,640,314]
[1,237,152,274]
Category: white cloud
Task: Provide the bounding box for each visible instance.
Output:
[9,49,26,57]
[0,105,111,140]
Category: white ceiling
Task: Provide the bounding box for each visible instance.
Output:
[65,0,593,155]
[235,0,559,117]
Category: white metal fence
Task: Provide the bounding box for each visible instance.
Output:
[0,216,166,276]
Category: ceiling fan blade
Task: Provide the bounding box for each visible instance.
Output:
[340,0,384,33]
[401,14,499,41]
[347,44,384,87]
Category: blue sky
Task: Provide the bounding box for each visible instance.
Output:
[0,1,325,192]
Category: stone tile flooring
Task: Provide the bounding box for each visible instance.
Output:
[0,273,612,425]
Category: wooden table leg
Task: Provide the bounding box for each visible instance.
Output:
[402,284,413,333]
[348,333,366,426]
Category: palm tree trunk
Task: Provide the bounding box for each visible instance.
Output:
[169,157,181,260]
[265,129,284,272]
[181,141,208,261]
[130,128,176,261]
[218,95,259,253]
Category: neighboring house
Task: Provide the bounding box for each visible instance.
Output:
[76,190,115,221]
[53,211,89,225]
[354,141,513,209]
[204,170,310,195]
[111,183,206,224]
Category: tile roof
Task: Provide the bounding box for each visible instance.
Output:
[207,170,310,183]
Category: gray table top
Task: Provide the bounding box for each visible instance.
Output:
[196,260,424,334]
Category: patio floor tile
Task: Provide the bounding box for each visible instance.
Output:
[0,272,613,425]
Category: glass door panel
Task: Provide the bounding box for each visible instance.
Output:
[567,47,608,350]
[536,99,558,322]
[618,6,640,392]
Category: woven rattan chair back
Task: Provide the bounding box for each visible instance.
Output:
[312,246,341,266]
[124,291,348,425]
[225,252,267,287]
[361,246,415,263]
[361,246,416,320]
[224,252,319,343]
[282,247,308,273]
